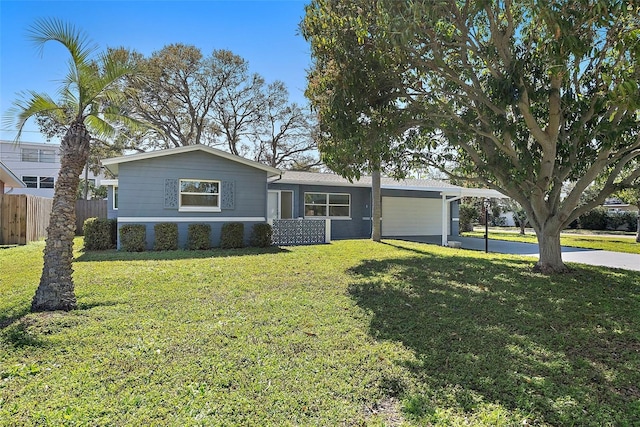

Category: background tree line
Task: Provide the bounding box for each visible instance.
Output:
[38,43,320,173]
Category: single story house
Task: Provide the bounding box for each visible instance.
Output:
[101,145,503,248]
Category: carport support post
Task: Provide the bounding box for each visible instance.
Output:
[484,198,490,253]
[441,194,448,246]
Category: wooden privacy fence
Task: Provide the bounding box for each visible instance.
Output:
[75,199,107,234]
[0,194,53,245]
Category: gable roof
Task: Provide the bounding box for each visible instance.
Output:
[102,145,281,177]
[0,160,25,189]
[272,171,505,198]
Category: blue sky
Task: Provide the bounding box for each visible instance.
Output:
[0,0,312,143]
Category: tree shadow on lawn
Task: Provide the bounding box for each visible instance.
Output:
[348,242,640,425]
[75,246,290,262]
[1,300,120,350]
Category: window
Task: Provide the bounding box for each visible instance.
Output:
[179,179,220,211]
[21,148,56,163]
[21,149,39,162]
[113,186,119,210]
[304,192,350,218]
[23,176,38,188]
[21,176,54,189]
[39,150,55,163]
[39,177,54,189]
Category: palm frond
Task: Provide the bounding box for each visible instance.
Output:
[28,18,97,67]
[84,114,116,139]
[4,91,66,141]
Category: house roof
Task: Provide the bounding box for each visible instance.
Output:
[0,160,25,188]
[272,171,506,198]
[101,145,281,177]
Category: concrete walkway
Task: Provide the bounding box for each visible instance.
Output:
[396,236,640,272]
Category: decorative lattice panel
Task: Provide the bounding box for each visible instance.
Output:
[272,219,326,246]
[164,179,178,208]
[221,181,235,209]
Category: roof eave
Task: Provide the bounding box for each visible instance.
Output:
[101,145,281,177]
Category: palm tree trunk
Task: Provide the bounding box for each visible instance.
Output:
[32,122,90,312]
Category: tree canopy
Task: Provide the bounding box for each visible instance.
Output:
[119,44,319,168]
[303,0,640,272]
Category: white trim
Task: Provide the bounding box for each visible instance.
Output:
[442,194,448,247]
[440,188,506,198]
[117,217,266,222]
[178,207,222,213]
[112,185,118,210]
[0,161,26,188]
[101,179,118,186]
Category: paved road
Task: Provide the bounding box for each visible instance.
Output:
[396,236,640,272]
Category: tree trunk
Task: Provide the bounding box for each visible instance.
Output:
[533,228,569,274]
[371,168,381,242]
[636,214,639,243]
[32,122,90,312]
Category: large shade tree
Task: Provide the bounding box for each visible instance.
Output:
[6,19,141,311]
[120,44,319,166]
[303,0,640,272]
[303,0,419,241]
[253,81,320,169]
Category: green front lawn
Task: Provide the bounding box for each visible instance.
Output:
[463,228,640,254]
[1,239,639,425]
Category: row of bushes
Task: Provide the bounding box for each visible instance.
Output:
[83,218,273,252]
[458,203,638,233]
[570,208,638,232]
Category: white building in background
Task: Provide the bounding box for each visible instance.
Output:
[0,140,107,198]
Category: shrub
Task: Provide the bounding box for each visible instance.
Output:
[621,211,638,232]
[119,224,147,252]
[220,222,244,249]
[83,218,117,250]
[154,223,178,251]
[186,224,211,250]
[578,207,607,230]
[250,223,273,247]
[458,204,478,232]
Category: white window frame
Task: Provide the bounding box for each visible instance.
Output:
[22,175,54,189]
[304,192,351,219]
[179,179,221,212]
[22,176,38,188]
[39,176,54,189]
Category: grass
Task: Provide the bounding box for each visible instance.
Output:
[1,238,639,426]
[463,227,640,254]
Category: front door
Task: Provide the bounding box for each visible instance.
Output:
[268,190,294,221]
[267,191,279,221]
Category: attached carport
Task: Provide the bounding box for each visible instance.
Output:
[381,187,506,246]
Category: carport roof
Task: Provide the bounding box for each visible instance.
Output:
[272,171,505,198]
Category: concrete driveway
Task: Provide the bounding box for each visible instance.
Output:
[394,235,640,272]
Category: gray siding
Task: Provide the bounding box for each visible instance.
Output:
[118,151,268,219]
[269,182,372,239]
[116,151,269,248]
[269,183,460,240]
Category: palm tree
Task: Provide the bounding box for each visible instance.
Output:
[7,19,141,312]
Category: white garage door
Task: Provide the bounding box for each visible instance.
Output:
[382,196,443,236]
